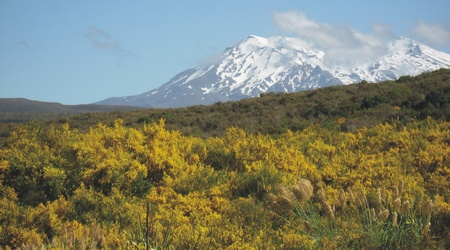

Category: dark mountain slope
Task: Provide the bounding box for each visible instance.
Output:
[46,68,450,137]
[0,98,144,113]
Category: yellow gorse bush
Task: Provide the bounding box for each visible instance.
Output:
[0,118,449,248]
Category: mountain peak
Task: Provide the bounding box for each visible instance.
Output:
[246,34,265,40]
[236,35,269,50]
[98,35,450,108]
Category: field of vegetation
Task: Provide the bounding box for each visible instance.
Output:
[1,69,450,249]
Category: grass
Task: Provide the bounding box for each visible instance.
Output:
[267,180,435,249]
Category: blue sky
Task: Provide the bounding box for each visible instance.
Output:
[1,1,450,104]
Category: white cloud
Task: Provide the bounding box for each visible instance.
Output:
[273,11,387,68]
[413,20,450,48]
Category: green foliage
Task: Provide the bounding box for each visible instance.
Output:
[2,122,79,205]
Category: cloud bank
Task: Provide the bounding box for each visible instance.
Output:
[273,11,387,68]
[413,21,450,48]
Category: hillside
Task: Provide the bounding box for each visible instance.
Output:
[48,68,450,137]
[1,68,449,146]
[0,98,144,122]
[0,98,144,114]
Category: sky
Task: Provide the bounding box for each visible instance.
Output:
[1,1,450,105]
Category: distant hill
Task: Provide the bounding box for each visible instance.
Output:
[0,98,144,123]
[1,68,450,138]
[0,98,144,113]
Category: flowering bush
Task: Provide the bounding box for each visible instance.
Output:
[1,118,449,248]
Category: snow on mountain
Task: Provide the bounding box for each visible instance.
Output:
[332,37,450,84]
[98,35,450,108]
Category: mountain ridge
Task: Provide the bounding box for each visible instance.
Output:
[98,35,450,108]
[0,98,144,114]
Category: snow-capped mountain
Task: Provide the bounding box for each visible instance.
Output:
[98,36,450,108]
